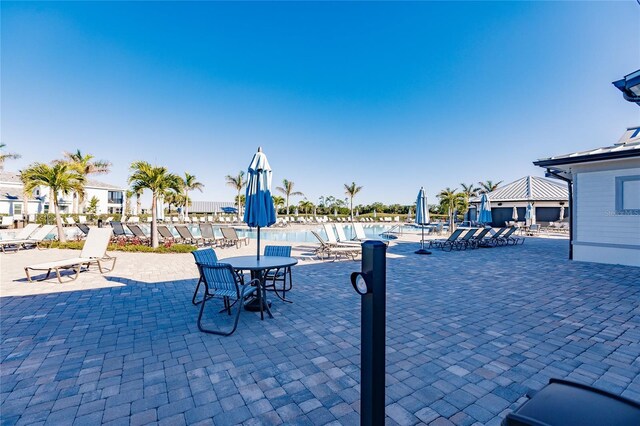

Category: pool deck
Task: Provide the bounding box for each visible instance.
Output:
[1,237,639,425]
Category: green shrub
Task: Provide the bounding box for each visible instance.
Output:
[46,240,196,253]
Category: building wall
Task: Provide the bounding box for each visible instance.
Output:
[574,165,640,267]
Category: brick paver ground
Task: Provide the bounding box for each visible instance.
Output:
[1,237,639,425]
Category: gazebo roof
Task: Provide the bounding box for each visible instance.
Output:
[471,176,568,203]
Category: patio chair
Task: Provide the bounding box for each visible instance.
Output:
[428,229,465,251]
[0,224,40,253]
[76,223,90,236]
[157,224,176,243]
[24,228,116,283]
[191,247,220,305]
[196,263,260,336]
[0,216,14,228]
[322,224,360,247]
[467,227,492,248]
[454,228,479,250]
[65,216,76,226]
[220,227,249,248]
[127,224,150,244]
[175,224,201,245]
[498,227,524,246]
[110,221,127,239]
[199,223,224,247]
[311,230,361,261]
[263,245,293,302]
[478,227,508,247]
[1,225,57,253]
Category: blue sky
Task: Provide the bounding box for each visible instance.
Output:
[2,1,639,206]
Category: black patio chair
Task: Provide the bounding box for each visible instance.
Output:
[196,263,260,336]
[76,223,90,236]
[110,221,127,241]
[263,245,294,303]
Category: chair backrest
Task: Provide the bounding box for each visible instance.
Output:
[29,225,56,241]
[353,223,367,240]
[221,227,238,240]
[200,263,241,298]
[129,216,140,223]
[175,225,193,239]
[1,216,13,226]
[110,221,126,236]
[264,245,291,257]
[157,225,174,239]
[322,224,339,244]
[199,223,215,239]
[334,223,350,242]
[461,228,478,241]
[171,217,179,223]
[105,217,114,223]
[78,216,87,224]
[192,247,219,266]
[447,229,464,242]
[311,230,330,248]
[80,228,112,258]
[492,227,507,238]
[76,223,90,235]
[473,228,491,240]
[127,224,147,238]
[13,224,40,240]
[502,227,517,239]
[66,217,76,225]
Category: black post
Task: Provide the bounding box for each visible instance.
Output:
[355,241,386,426]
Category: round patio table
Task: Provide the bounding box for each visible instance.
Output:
[220,256,298,319]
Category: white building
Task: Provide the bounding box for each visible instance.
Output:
[469,176,569,227]
[0,172,125,218]
[534,126,640,267]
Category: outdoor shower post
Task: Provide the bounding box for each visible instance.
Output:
[350,241,386,426]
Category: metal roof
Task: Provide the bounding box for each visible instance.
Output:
[534,126,640,167]
[189,201,236,213]
[470,176,568,203]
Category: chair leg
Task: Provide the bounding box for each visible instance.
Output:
[192,278,203,305]
[197,294,242,336]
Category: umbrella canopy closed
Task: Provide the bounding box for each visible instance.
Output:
[244,147,276,259]
[415,187,431,255]
[512,206,519,222]
[559,206,565,221]
[477,193,492,224]
[525,203,535,224]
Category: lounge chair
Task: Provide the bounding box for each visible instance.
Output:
[311,230,360,261]
[155,224,172,241]
[428,229,465,252]
[454,228,479,250]
[127,224,150,244]
[496,227,524,246]
[195,263,260,336]
[263,245,293,302]
[78,215,87,224]
[0,216,13,229]
[199,223,224,247]
[76,223,90,236]
[175,225,201,245]
[24,228,116,283]
[0,224,40,253]
[65,216,76,226]
[334,223,355,243]
[105,216,114,224]
[477,227,508,247]
[110,221,127,240]
[467,227,492,248]
[220,227,249,248]
[322,224,360,247]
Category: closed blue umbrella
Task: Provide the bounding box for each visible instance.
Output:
[415,187,431,255]
[244,147,276,260]
[525,202,534,225]
[477,193,492,224]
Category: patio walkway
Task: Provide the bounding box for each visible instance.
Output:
[1,238,639,425]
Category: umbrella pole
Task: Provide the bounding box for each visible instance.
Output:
[257,226,260,261]
[421,226,424,250]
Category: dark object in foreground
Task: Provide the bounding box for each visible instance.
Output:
[502,379,640,426]
[351,241,386,426]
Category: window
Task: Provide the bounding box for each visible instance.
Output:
[14,203,22,215]
[108,191,123,204]
[615,176,640,214]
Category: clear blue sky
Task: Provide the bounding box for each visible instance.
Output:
[2,1,639,206]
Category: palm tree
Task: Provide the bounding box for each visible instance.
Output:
[0,143,21,171]
[135,187,143,215]
[128,161,182,248]
[183,172,204,219]
[344,182,363,222]
[61,150,112,213]
[478,180,503,194]
[437,187,467,231]
[276,179,304,216]
[125,190,134,216]
[299,199,314,215]
[18,170,30,221]
[460,183,479,199]
[21,162,85,242]
[272,195,285,214]
[225,171,246,222]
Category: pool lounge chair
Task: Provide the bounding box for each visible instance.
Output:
[175,225,201,246]
[157,225,176,243]
[454,228,479,250]
[311,230,360,261]
[0,224,40,253]
[65,217,76,226]
[428,229,465,252]
[477,227,508,247]
[496,227,524,246]
[467,227,492,248]
[322,224,360,247]
[24,228,116,283]
[76,223,90,236]
[110,221,127,240]
[199,223,224,247]
[220,227,249,249]
[127,224,150,244]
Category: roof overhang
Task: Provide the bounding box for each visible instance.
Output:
[533,149,640,168]
[613,69,640,106]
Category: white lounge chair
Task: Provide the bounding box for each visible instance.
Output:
[0,224,41,253]
[24,228,116,283]
[322,224,360,247]
[65,217,77,226]
[78,215,87,224]
[311,230,360,261]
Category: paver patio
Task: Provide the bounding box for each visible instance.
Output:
[1,237,639,425]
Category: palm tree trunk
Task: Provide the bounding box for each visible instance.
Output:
[151,193,158,248]
[136,196,141,216]
[184,190,189,219]
[54,198,66,242]
[23,191,29,222]
[286,196,290,216]
[350,198,353,222]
